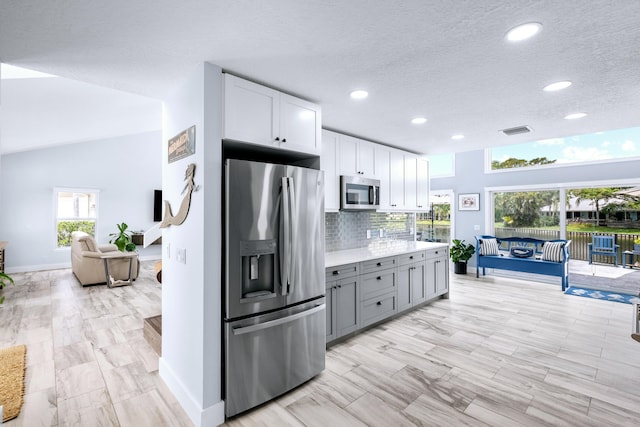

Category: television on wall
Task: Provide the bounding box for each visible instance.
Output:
[153,190,162,222]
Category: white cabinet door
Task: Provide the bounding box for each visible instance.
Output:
[358,140,376,177]
[338,135,375,177]
[375,145,391,210]
[389,150,405,209]
[321,130,340,211]
[279,93,321,154]
[404,155,417,210]
[416,157,429,211]
[223,74,320,155]
[224,74,278,147]
[338,135,359,176]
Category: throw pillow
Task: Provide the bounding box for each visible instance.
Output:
[480,238,499,256]
[542,241,564,262]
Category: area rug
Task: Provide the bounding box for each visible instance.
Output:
[0,344,26,422]
[565,286,638,304]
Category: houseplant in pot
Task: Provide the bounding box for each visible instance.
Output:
[109,222,137,252]
[0,272,15,304]
[450,239,475,274]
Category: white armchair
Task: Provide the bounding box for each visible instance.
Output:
[71,231,139,287]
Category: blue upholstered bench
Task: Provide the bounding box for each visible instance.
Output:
[475,235,571,291]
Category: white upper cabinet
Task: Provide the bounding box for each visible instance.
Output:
[223,74,321,155]
[338,135,375,177]
[321,130,340,211]
[374,145,391,210]
[416,157,430,210]
[404,155,418,210]
[389,149,405,210]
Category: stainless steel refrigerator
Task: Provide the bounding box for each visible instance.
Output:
[223,158,326,418]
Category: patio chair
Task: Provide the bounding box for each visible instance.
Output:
[588,235,620,267]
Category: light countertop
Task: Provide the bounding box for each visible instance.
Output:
[325,240,449,268]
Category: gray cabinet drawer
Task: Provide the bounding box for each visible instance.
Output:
[361,270,395,301]
[425,248,446,260]
[362,256,396,274]
[361,292,397,326]
[398,251,425,265]
[325,263,358,281]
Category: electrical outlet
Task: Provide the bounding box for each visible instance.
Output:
[366,230,371,239]
[177,248,186,264]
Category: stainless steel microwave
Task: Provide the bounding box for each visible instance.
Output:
[340,175,380,211]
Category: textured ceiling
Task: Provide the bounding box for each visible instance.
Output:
[1,1,640,155]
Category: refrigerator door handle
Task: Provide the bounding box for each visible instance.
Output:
[288,176,298,295]
[232,304,325,335]
[280,177,292,295]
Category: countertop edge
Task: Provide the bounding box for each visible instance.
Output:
[325,241,449,268]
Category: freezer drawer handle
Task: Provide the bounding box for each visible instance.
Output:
[232,304,325,336]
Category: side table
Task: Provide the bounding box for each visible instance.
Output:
[622,250,640,268]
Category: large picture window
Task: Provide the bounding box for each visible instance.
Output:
[489,126,640,171]
[55,189,98,248]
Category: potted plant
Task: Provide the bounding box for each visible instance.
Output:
[109,222,137,252]
[0,272,15,304]
[450,239,475,274]
[634,237,640,253]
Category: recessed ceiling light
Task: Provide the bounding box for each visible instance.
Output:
[411,117,427,124]
[543,81,572,92]
[564,112,587,120]
[505,22,542,42]
[350,90,368,99]
[451,134,465,140]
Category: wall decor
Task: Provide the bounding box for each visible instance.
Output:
[458,193,480,211]
[168,125,196,163]
[160,163,200,228]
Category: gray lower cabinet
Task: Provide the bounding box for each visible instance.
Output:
[325,264,359,342]
[426,248,449,299]
[397,251,427,311]
[326,246,448,344]
[361,268,397,327]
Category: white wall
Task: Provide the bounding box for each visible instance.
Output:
[159,62,224,427]
[431,149,640,266]
[0,131,162,272]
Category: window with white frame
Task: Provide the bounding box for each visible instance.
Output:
[489,126,640,171]
[55,189,98,248]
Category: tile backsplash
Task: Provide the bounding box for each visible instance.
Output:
[325,211,415,252]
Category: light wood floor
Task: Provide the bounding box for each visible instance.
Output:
[2,263,639,426]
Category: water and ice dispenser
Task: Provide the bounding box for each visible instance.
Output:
[239,239,277,301]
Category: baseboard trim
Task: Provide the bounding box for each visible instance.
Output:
[159,357,225,427]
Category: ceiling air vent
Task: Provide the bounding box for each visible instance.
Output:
[501,125,532,136]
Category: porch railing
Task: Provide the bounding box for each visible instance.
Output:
[495,228,639,264]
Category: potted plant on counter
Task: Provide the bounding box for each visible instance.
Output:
[450,239,475,274]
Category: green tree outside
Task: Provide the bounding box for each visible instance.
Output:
[57,220,95,247]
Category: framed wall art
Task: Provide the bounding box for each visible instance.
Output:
[458,193,480,211]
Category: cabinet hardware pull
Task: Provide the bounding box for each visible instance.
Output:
[338,285,342,288]
[282,138,286,143]
[376,276,382,280]
[376,301,382,306]
[275,137,280,141]
[377,262,382,266]
[409,256,413,259]
[333,271,339,275]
